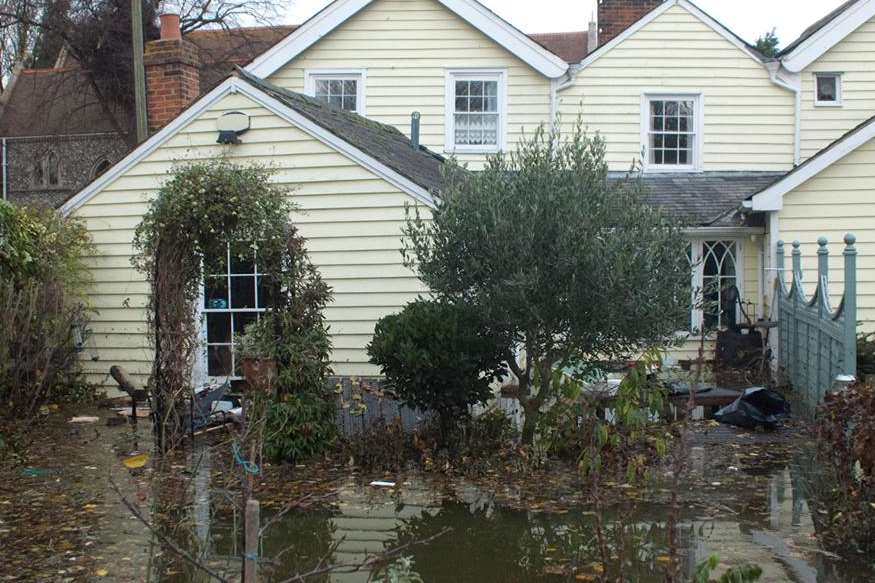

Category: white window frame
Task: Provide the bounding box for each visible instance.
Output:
[640,93,704,173]
[304,69,367,115]
[684,238,744,335]
[445,69,507,154]
[196,244,272,384]
[814,72,843,107]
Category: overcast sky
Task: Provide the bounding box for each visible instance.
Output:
[284,0,846,48]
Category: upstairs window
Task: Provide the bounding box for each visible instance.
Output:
[446,70,505,153]
[643,95,701,172]
[305,70,365,114]
[815,73,842,106]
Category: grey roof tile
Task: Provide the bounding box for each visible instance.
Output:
[610,171,784,227]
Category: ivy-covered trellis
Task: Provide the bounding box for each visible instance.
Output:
[133,159,331,450]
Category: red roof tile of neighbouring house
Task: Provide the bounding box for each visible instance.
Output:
[528,31,589,63]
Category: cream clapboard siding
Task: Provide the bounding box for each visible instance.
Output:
[558,4,795,172]
[778,136,875,331]
[73,92,430,390]
[800,17,875,161]
[266,0,552,169]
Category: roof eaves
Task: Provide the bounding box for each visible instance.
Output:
[748,111,875,211]
[246,0,568,79]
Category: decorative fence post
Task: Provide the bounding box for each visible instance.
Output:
[774,234,858,407]
[843,234,858,378]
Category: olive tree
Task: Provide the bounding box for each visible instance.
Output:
[403,123,690,444]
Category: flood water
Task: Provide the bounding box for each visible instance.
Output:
[3,409,875,582]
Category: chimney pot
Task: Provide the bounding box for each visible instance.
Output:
[159,13,182,41]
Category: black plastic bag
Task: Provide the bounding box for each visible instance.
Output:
[713,387,790,430]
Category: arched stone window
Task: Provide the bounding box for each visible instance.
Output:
[92,159,111,180]
[45,151,60,186]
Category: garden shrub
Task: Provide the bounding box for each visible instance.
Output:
[368,299,507,446]
[264,392,337,463]
[858,331,875,378]
[814,382,875,553]
[0,201,94,417]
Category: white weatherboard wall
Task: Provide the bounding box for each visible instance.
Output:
[800,16,875,161]
[777,136,875,330]
[72,91,430,391]
[267,0,553,168]
[559,4,796,172]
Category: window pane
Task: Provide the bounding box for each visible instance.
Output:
[469,81,483,96]
[230,251,255,275]
[651,101,664,116]
[205,277,229,309]
[315,80,330,97]
[343,96,357,111]
[208,346,232,377]
[664,150,678,165]
[678,150,689,165]
[207,313,231,343]
[230,276,256,309]
[470,96,483,112]
[484,81,497,97]
[817,76,837,102]
[343,80,357,94]
[234,313,258,339]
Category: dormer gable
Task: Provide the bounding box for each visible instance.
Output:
[246,0,570,79]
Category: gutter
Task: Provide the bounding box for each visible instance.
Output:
[766,61,802,165]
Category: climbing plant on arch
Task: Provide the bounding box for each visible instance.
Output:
[133,159,330,450]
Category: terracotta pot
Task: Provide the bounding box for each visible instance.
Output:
[241,357,277,390]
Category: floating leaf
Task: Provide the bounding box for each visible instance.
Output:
[122,453,149,469]
[95,568,109,577]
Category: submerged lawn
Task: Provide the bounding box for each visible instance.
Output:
[1,406,872,582]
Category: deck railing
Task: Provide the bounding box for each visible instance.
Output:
[775,234,857,406]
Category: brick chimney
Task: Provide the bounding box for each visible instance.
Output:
[144,14,200,133]
[598,0,665,46]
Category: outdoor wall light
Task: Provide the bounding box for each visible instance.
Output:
[216,111,251,145]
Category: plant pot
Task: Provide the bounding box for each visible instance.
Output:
[242,357,277,391]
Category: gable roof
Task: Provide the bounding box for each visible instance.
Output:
[778,0,875,72]
[577,0,767,70]
[747,111,875,212]
[61,71,444,215]
[237,69,446,195]
[245,0,570,79]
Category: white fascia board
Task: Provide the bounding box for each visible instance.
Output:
[237,83,436,208]
[60,78,241,216]
[246,0,568,80]
[437,0,568,78]
[749,117,875,212]
[678,0,767,66]
[577,0,766,72]
[246,0,372,78]
[781,0,875,73]
[62,77,436,215]
[577,0,677,69]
